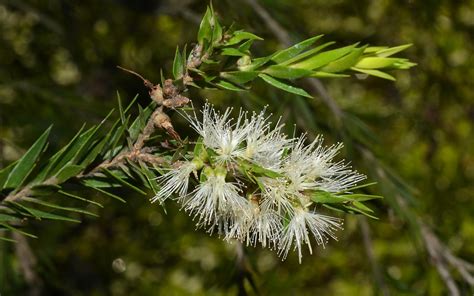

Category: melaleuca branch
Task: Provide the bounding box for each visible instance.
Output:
[0,3,415,265]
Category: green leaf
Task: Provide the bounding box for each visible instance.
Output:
[31,184,61,196]
[352,200,374,212]
[9,202,80,223]
[291,43,358,70]
[55,165,84,183]
[33,124,86,183]
[0,160,18,190]
[90,186,126,203]
[239,55,274,71]
[338,182,377,193]
[173,46,184,79]
[258,73,312,98]
[138,162,160,194]
[281,41,335,66]
[225,30,263,46]
[58,190,103,208]
[312,190,382,204]
[0,223,37,238]
[238,39,254,52]
[212,15,223,45]
[343,204,378,219]
[263,65,313,79]
[23,197,98,217]
[128,103,154,142]
[102,168,147,196]
[271,35,324,63]
[354,57,401,69]
[220,71,259,84]
[320,46,366,73]
[4,126,52,189]
[82,178,122,188]
[311,191,352,203]
[351,68,395,81]
[238,161,282,179]
[79,136,108,168]
[375,44,412,57]
[221,48,246,57]
[198,7,213,45]
[311,72,350,78]
[215,80,246,92]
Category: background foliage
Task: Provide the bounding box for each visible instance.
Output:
[0,0,473,295]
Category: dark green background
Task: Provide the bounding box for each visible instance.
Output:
[0,0,472,294]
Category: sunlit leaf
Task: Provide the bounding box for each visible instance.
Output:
[271,35,323,63]
[258,74,312,98]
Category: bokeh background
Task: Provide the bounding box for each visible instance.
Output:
[0,0,473,295]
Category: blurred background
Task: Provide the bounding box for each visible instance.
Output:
[0,0,473,295]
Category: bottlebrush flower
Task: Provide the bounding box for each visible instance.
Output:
[150,160,198,204]
[183,166,250,229]
[152,104,371,262]
[278,207,343,263]
[226,196,282,249]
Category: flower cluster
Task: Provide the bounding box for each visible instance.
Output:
[152,104,366,262]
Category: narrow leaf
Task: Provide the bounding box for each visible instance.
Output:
[271,35,323,63]
[4,126,52,189]
[197,7,213,45]
[225,30,263,46]
[375,44,412,57]
[173,46,184,79]
[91,187,126,203]
[263,65,313,79]
[320,46,366,73]
[102,168,147,195]
[281,41,335,66]
[291,43,358,70]
[23,197,98,217]
[351,68,395,81]
[258,74,312,98]
[221,48,246,57]
[0,160,17,190]
[55,165,84,183]
[0,223,37,238]
[215,80,246,92]
[220,71,259,84]
[354,57,400,69]
[58,190,103,208]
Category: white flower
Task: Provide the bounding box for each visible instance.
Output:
[283,135,366,194]
[239,110,290,170]
[151,161,197,204]
[185,104,249,164]
[259,177,296,216]
[226,198,282,249]
[183,167,250,230]
[278,207,343,263]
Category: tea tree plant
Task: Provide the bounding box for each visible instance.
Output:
[0,5,414,262]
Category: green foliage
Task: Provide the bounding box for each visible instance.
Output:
[184,5,415,98]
